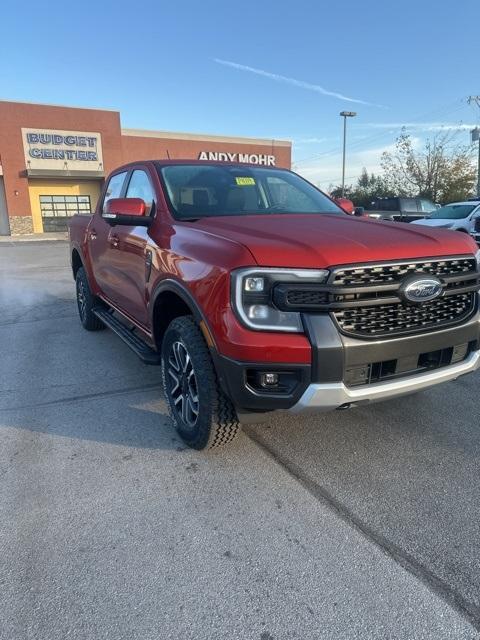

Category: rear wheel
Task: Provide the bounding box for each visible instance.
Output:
[162,316,240,449]
[75,267,104,331]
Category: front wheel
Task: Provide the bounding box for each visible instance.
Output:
[162,316,240,449]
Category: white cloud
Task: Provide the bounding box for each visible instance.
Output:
[213,58,386,108]
[363,122,478,132]
[294,137,329,144]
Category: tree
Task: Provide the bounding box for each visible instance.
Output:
[381,130,476,203]
[329,169,392,207]
[352,168,392,207]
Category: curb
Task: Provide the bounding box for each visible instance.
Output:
[0,234,68,243]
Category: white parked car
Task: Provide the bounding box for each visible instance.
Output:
[411,200,480,234]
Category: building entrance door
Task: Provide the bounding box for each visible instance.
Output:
[0,177,10,235]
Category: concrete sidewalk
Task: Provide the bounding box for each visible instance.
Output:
[0,232,68,243]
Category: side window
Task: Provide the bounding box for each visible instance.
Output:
[126,170,155,215]
[381,199,397,212]
[102,171,127,214]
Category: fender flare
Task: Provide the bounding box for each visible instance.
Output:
[150,278,217,349]
[70,243,98,295]
[70,243,87,277]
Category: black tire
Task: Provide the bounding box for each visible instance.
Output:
[162,316,240,450]
[75,267,105,331]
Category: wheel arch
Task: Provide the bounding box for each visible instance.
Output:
[71,246,85,279]
[151,280,216,351]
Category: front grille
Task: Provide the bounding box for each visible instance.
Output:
[273,257,480,339]
[332,258,476,286]
[335,292,475,337]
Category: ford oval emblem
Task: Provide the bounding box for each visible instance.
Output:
[401,276,443,303]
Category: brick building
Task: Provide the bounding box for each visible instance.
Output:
[0,100,291,235]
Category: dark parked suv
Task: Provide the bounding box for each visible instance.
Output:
[364,197,437,222]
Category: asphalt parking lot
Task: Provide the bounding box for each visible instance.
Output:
[1,241,480,640]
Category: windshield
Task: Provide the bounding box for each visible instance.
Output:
[428,204,477,220]
[158,164,342,219]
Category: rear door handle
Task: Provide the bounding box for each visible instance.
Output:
[89,229,97,240]
[110,234,119,248]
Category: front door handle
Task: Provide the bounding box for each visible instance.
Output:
[110,234,119,248]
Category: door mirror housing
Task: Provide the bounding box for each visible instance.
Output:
[103,198,152,226]
[334,197,355,214]
[354,207,365,217]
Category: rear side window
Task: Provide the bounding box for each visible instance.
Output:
[375,198,398,211]
[125,170,155,215]
[102,171,127,213]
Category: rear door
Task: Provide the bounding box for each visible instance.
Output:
[88,170,129,304]
[107,167,156,326]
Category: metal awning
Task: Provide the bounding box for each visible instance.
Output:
[26,169,105,179]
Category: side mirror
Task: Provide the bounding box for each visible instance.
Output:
[103,198,152,226]
[354,207,365,217]
[334,197,355,215]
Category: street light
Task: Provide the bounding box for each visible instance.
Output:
[340,111,357,196]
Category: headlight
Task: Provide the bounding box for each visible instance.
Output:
[231,267,329,332]
[475,249,480,270]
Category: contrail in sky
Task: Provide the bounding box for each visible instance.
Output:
[214,58,386,108]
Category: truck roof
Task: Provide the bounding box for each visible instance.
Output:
[111,159,290,171]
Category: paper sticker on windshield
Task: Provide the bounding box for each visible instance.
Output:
[235,177,255,186]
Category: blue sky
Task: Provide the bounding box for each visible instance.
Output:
[1,0,479,188]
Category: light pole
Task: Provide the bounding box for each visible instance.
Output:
[340,111,357,196]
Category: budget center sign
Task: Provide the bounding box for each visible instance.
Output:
[22,128,103,171]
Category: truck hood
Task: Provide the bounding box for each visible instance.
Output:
[195,214,476,268]
[411,218,457,228]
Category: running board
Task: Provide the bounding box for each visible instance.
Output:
[92,308,161,365]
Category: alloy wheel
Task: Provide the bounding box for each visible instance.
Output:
[77,279,87,321]
[167,340,199,428]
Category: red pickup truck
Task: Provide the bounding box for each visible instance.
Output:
[69,160,480,449]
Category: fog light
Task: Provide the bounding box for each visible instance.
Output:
[260,372,279,386]
[247,304,269,319]
[244,277,265,292]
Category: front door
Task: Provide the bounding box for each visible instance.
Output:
[108,168,156,326]
[88,170,129,305]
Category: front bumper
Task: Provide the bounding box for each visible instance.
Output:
[215,310,480,415]
[289,349,480,413]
